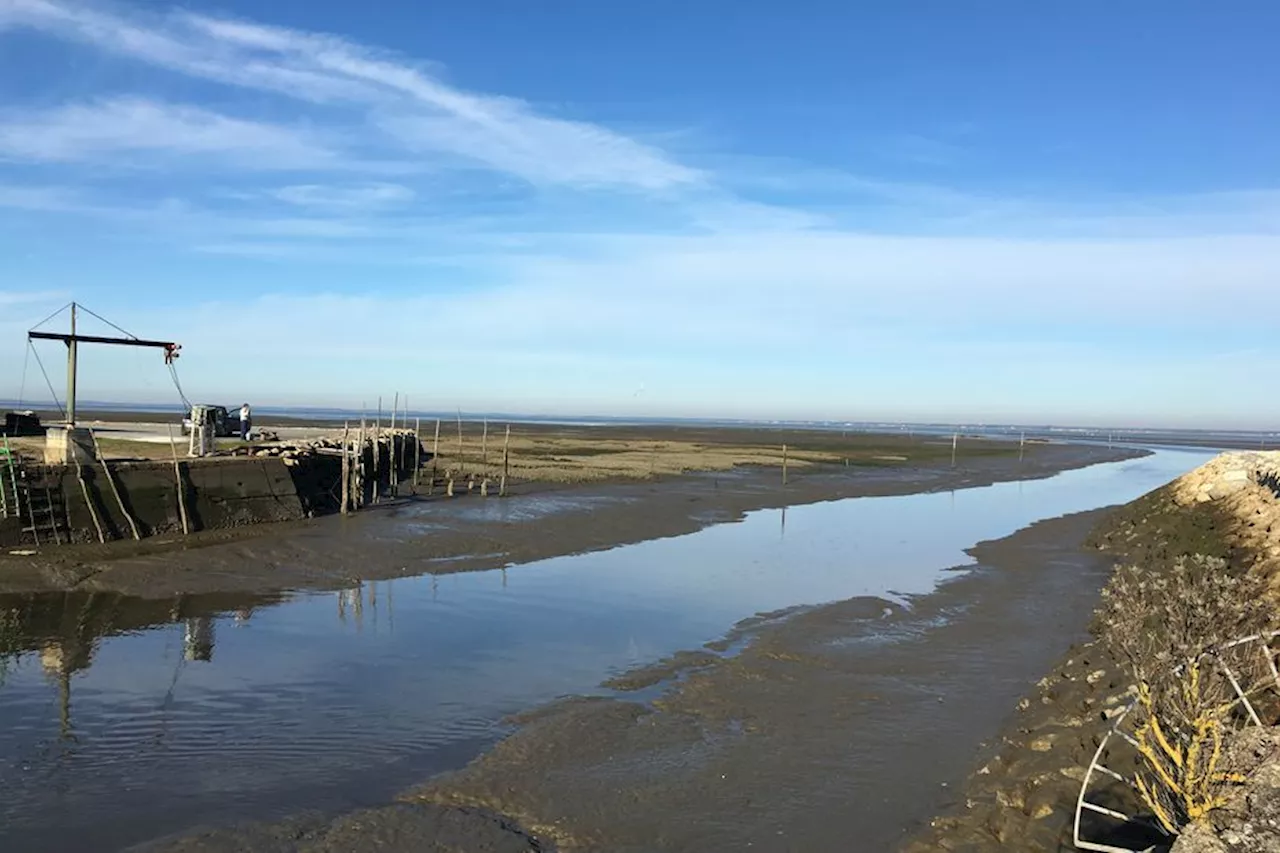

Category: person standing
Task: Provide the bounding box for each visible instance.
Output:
[239,403,252,441]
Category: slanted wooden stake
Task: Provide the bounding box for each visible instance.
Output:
[782,444,788,486]
[167,424,190,535]
[341,422,351,515]
[500,424,511,497]
[75,462,105,543]
[89,428,140,541]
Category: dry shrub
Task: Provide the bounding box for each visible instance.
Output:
[1095,555,1278,834]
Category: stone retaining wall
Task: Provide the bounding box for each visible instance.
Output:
[0,437,421,547]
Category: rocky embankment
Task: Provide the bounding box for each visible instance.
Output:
[904,451,1280,853]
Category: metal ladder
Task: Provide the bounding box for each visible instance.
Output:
[14,465,66,546]
[0,436,19,522]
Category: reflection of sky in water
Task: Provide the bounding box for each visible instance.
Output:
[383,493,628,538]
[0,449,1213,852]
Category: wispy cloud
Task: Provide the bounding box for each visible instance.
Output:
[0,96,345,168]
[2,0,702,191]
[269,182,415,210]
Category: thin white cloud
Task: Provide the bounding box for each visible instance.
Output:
[270,183,414,209]
[0,96,344,168]
[0,183,90,212]
[1,0,702,190]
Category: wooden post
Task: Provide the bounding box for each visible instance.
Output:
[500,424,511,497]
[390,393,400,493]
[166,425,190,535]
[782,443,788,486]
[373,409,381,504]
[391,432,399,495]
[75,462,106,543]
[1019,431,1026,462]
[341,422,350,515]
[413,417,422,488]
[89,428,140,541]
[358,417,367,508]
[455,410,464,476]
[481,418,489,494]
[951,433,958,467]
[432,418,441,495]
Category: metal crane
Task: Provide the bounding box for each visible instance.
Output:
[27,302,181,427]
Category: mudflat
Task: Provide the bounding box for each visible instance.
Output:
[0,435,1135,599]
[135,501,1123,853]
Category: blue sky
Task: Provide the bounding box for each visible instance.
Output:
[1,0,1278,428]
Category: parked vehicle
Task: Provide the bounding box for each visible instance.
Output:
[1,411,41,437]
[180,405,237,437]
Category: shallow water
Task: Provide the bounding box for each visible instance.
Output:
[0,448,1212,851]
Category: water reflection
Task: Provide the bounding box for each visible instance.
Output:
[334,582,399,632]
[0,590,290,742]
[0,449,1214,853]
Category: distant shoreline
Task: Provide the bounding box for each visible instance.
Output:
[3,402,1275,449]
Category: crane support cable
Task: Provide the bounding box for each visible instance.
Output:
[76,304,138,340]
[17,340,31,408]
[28,302,73,332]
[29,340,66,418]
[168,362,192,412]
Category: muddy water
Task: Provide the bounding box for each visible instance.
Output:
[0,449,1210,852]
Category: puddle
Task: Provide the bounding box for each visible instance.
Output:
[0,448,1212,851]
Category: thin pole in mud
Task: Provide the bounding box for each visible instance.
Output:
[455,409,464,471]
[373,407,382,505]
[432,418,441,495]
[782,443,788,485]
[1019,431,1026,463]
[413,417,421,489]
[481,418,489,488]
[89,428,140,541]
[358,416,367,509]
[341,422,350,515]
[500,424,511,497]
[167,424,190,535]
[389,397,397,494]
[951,433,958,467]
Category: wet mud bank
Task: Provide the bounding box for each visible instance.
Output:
[402,509,1122,852]
[0,443,1139,599]
[903,457,1279,853]
[140,503,1127,853]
